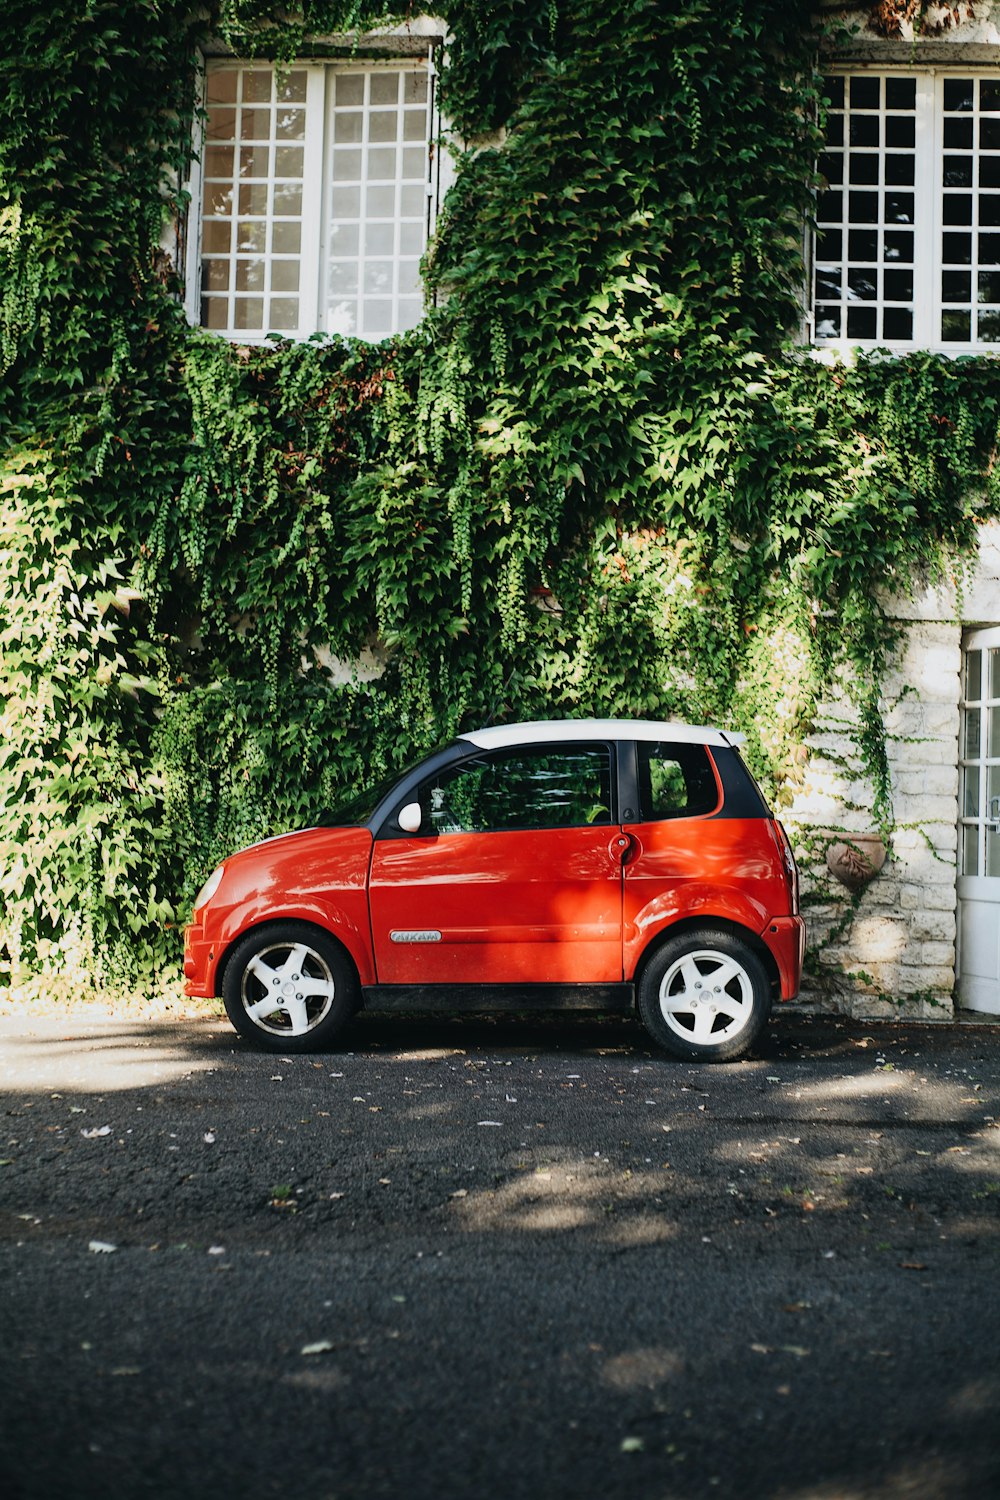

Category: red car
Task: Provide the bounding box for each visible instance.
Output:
[184,720,805,1062]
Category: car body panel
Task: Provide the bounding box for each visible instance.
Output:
[183,721,806,1032]
[368,825,625,984]
[184,827,375,996]
[621,815,791,974]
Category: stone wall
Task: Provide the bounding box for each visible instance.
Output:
[788,521,1000,1017]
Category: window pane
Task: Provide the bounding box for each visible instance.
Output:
[943,270,971,302]
[963,823,980,876]
[965,707,982,759]
[234,297,264,329]
[203,61,431,343]
[638,744,718,821]
[234,258,265,291]
[243,71,271,104]
[964,766,981,818]
[942,309,972,341]
[882,306,912,339]
[268,297,299,330]
[967,649,983,701]
[422,747,613,834]
[370,73,399,106]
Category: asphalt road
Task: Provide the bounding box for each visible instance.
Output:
[2,1007,999,1500]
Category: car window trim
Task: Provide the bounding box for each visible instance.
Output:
[374,739,621,840]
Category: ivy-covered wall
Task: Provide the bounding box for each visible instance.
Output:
[2,0,999,1003]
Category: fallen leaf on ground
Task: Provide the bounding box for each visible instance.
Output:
[301,1341,334,1356]
[80,1126,111,1139]
[88,1240,117,1254]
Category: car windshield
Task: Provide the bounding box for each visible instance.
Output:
[318,742,455,828]
[319,772,404,828]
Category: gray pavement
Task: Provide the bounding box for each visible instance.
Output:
[1,1007,999,1500]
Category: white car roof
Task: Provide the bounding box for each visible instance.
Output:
[459,719,744,750]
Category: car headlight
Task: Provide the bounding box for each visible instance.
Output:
[193,865,225,914]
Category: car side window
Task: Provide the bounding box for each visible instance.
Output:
[637,742,718,820]
[422,744,613,834]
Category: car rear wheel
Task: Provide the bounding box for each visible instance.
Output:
[222,922,358,1053]
[637,928,771,1062]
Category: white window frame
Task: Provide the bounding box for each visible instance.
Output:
[813,67,1000,356]
[183,45,449,343]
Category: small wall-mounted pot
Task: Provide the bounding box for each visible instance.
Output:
[825,833,887,892]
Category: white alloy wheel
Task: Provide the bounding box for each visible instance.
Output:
[222,922,357,1052]
[657,948,756,1048]
[240,939,336,1038]
[637,928,772,1062]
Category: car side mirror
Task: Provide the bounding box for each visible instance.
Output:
[397,802,422,834]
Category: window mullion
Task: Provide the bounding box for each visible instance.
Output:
[299,65,326,336]
[912,72,938,347]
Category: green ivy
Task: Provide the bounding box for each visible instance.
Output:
[2,0,999,1000]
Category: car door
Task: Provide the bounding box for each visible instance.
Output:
[368,741,626,985]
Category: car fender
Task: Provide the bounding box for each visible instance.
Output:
[623,882,771,980]
[213,895,376,990]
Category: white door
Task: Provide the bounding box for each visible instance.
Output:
[957,627,1000,1014]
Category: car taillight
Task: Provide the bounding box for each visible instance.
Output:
[767,822,797,912]
[772,820,800,915]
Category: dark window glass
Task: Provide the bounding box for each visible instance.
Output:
[849,153,879,185]
[815,305,841,337]
[825,113,844,148]
[885,115,915,150]
[944,78,975,113]
[850,115,879,148]
[817,228,842,260]
[637,743,718,822]
[848,190,878,223]
[980,156,1000,189]
[978,309,1000,341]
[942,309,972,341]
[885,77,916,111]
[943,231,973,264]
[818,189,843,223]
[885,192,914,224]
[884,269,913,301]
[819,152,843,186]
[882,306,912,340]
[823,76,844,110]
[980,196,1000,227]
[979,233,1000,265]
[978,271,1000,304]
[943,194,973,226]
[884,230,914,262]
[815,270,843,300]
[944,155,973,188]
[885,153,915,186]
[945,117,974,150]
[982,118,1000,151]
[982,80,1000,114]
[850,77,880,111]
[848,228,878,261]
[421,745,613,835]
[847,269,877,301]
[847,305,877,339]
[942,270,971,303]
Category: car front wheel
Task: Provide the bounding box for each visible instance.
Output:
[221,922,358,1053]
[637,929,772,1063]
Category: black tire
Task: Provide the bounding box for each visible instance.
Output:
[637,928,772,1063]
[221,922,359,1053]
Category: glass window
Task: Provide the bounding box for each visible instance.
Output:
[815,73,1000,349]
[419,746,614,835]
[198,60,438,342]
[637,742,718,821]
